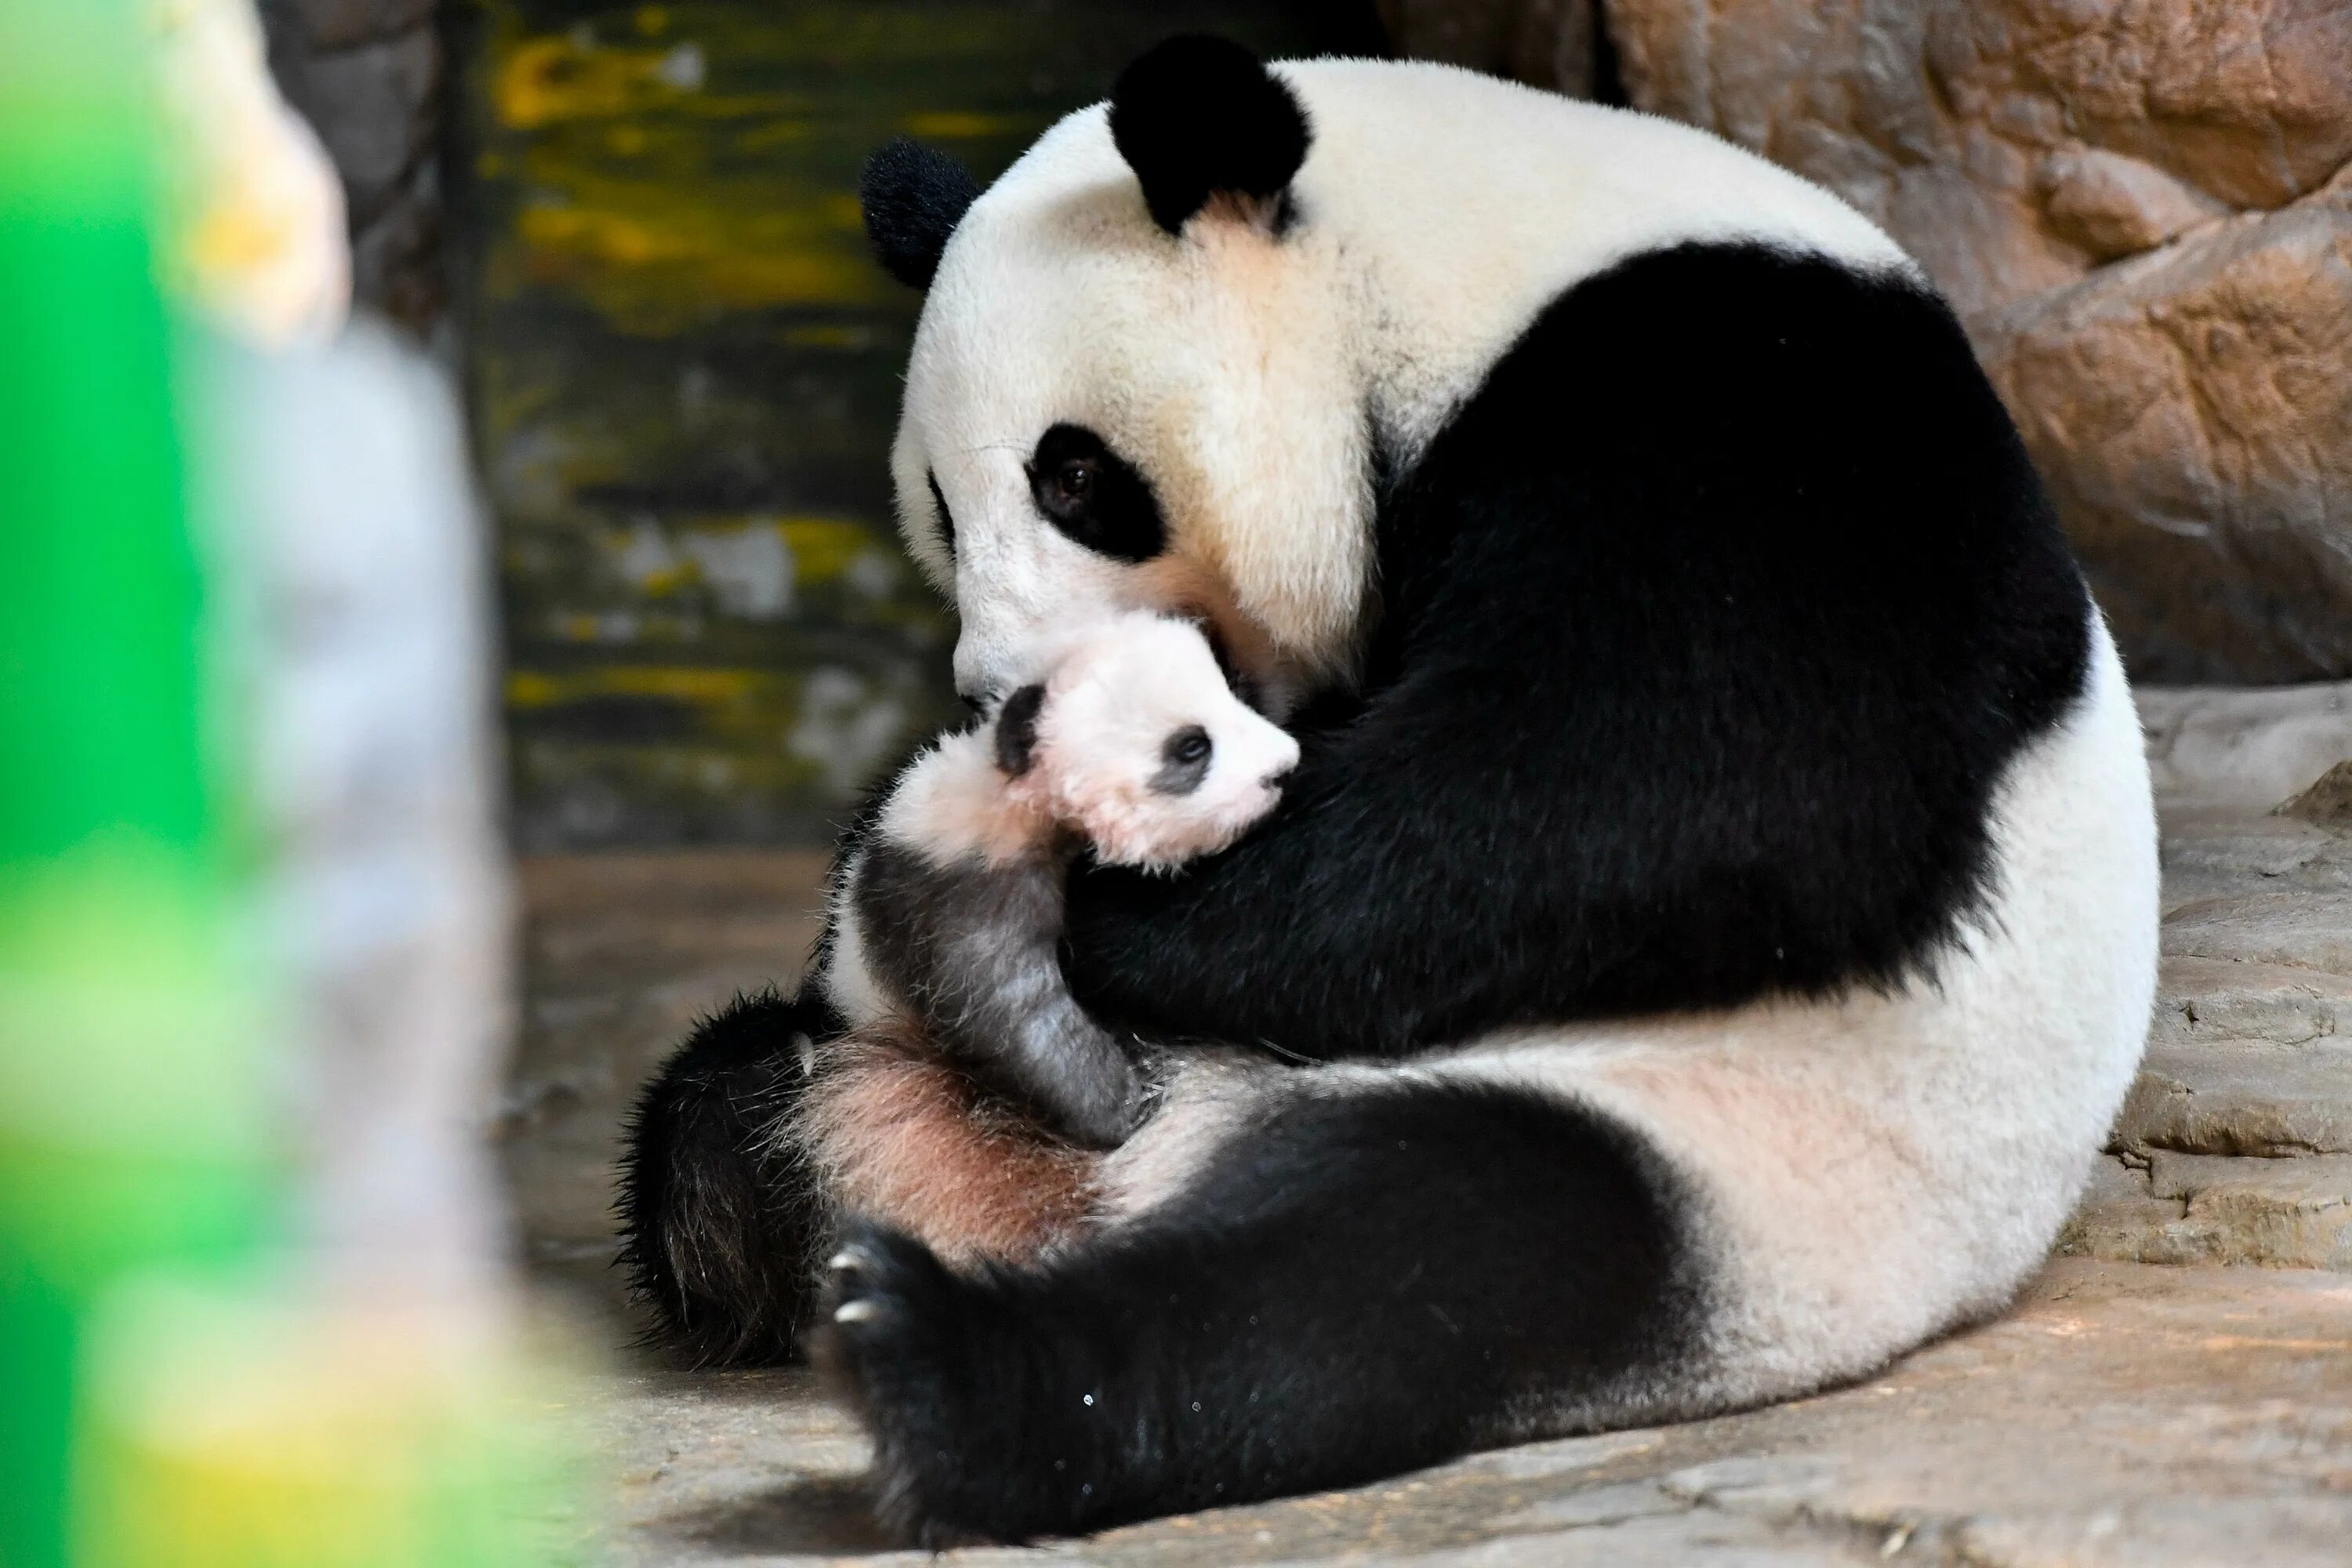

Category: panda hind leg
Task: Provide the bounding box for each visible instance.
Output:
[616,987,832,1366]
[817,1076,1705,1544]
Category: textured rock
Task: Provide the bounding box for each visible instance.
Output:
[2278,758,2352,826]
[2150,954,2352,1049]
[1582,0,2352,681]
[2122,1030,2352,1160]
[2063,1153,2352,1268]
[2162,891,2352,978]
[2140,681,2352,811]
[1603,0,2352,318]
[2037,147,2232,261]
[1977,176,2352,682]
[2056,733,2352,1268]
[2150,1151,2352,1265]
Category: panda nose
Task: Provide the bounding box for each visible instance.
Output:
[1261,762,1296,791]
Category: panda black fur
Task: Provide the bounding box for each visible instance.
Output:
[619,36,2158,1544]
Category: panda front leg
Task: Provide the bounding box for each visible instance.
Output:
[818,1073,1701,1544]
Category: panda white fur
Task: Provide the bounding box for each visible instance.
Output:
[620,36,2158,1545]
[822,608,1298,1150]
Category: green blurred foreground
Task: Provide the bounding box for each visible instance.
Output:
[0,5,583,1564]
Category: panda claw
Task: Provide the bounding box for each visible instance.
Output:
[834,1298,881,1324]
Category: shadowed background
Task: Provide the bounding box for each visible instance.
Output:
[452,1,1382,851]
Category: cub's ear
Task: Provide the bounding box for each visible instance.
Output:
[994,684,1047,777]
[1109,34,1312,235]
[859,136,981,289]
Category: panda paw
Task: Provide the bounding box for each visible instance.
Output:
[818,1226,1008,1546]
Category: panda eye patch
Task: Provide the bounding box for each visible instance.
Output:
[1152,724,1213,795]
[1028,423,1166,562]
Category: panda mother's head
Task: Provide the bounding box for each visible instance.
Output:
[863,36,1372,716]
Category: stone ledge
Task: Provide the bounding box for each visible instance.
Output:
[2080,768,2352,1264]
[2139,682,2352,811]
[2062,1152,2352,1269]
[2118,1039,2352,1160]
[2151,955,2352,1047]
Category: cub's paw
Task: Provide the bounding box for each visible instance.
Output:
[818,1226,1000,1545]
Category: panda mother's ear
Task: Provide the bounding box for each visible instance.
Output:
[1109,35,1312,236]
[859,136,981,289]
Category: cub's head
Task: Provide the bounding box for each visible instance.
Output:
[862,36,1370,720]
[994,612,1299,871]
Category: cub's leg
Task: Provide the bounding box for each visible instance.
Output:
[819,1076,1700,1544]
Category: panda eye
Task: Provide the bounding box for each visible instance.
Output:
[1169,728,1211,765]
[1028,423,1166,562]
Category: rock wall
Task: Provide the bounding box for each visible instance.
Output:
[257,0,445,336]
[1409,0,2352,683]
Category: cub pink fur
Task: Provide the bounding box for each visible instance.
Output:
[805,611,1297,1215]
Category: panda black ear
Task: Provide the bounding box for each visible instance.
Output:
[859,136,982,289]
[1109,35,1312,236]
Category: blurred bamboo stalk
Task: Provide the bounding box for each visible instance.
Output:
[2,5,593,1564]
[0,6,273,1567]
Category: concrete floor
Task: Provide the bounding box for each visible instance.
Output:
[502,687,2352,1566]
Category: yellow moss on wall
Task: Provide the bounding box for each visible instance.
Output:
[463,0,1374,847]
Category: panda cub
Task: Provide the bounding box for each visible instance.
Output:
[826,610,1298,1160]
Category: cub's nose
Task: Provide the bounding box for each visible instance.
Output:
[1261,763,1297,791]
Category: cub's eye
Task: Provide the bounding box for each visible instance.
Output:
[1055,460,1094,500]
[1152,725,1212,795]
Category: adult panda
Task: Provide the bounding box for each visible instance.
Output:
[622,35,2158,1545]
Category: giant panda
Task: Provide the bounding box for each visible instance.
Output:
[619,34,2158,1547]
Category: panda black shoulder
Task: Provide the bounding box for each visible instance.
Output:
[1363,238,2092,1018]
